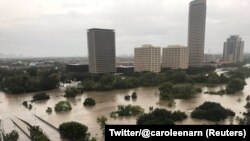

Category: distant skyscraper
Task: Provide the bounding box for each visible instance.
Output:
[223,35,244,63]
[134,44,161,73]
[87,28,116,73]
[162,45,188,69]
[188,0,207,67]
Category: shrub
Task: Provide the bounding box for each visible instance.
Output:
[22,101,28,108]
[46,107,52,114]
[131,92,137,99]
[245,103,250,109]
[28,126,50,141]
[97,116,107,134]
[28,104,33,110]
[64,87,81,98]
[32,92,50,102]
[111,105,144,117]
[4,130,19,141]
[237,117,250,125]
[246,95,250,101]
[83,98,96,106]
[124,95,130,100]
[149,106,154,111]
[54,101,72,112]
[204,89,226,95]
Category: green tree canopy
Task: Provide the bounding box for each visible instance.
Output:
[111,105,144,117]
[97,116,108,134]
[59,121,90,141]
[4,130,19,141]
[64,87,81,98]
[28,126,50,141]
[137,108,187,125]
[191,101,235,121]
[226,78,246,94]
[83,98,96,106]
[32,92,50,102]
[54,101,72,112]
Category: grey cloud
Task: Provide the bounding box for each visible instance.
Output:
[0,0,249,57]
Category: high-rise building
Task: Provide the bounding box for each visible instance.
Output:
[223,35,244,63]
[162,45,188,69]
[188,0,207,67]
[87,28,116,73]
[134,44,161,73]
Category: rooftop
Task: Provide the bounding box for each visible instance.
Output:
[66,64,88,66]
[167,45,187,48]
[190,0,206,5]
[88,28,114,31]
[135,44,160,48]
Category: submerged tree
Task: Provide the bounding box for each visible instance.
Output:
[83,98,96,106]
[4,130,19,141]
[32,92,50,102]
[28,126,50,141]
[59,121,91,141]
[111,105,144,117]
[131,92,137,99]
[226,78,246,94]
[137,108,187,125]
[191,101,235,121]
[64,87,81,98]
[54,101,72,112]
[97,116,108,134]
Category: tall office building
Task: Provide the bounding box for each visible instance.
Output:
[87,28,116,73]
[223,35,244,63]
[188,0,207,67]
[134,44,161,73]
[162,45,188,69]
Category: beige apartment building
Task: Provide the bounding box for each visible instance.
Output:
[162,45,188,69]
[134,44,161,73]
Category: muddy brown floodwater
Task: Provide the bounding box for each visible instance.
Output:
[0,78,249,141]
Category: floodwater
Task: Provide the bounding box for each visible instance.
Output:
[0,78,249,141]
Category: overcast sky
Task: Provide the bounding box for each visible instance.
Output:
[0,0,249,57]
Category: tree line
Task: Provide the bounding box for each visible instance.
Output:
[1,65,250,94]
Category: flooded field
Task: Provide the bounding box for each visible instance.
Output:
[0,78,249,140]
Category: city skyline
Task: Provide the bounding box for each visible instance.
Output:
[0,0,249,57]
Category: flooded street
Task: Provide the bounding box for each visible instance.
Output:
[0,78,249,140]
